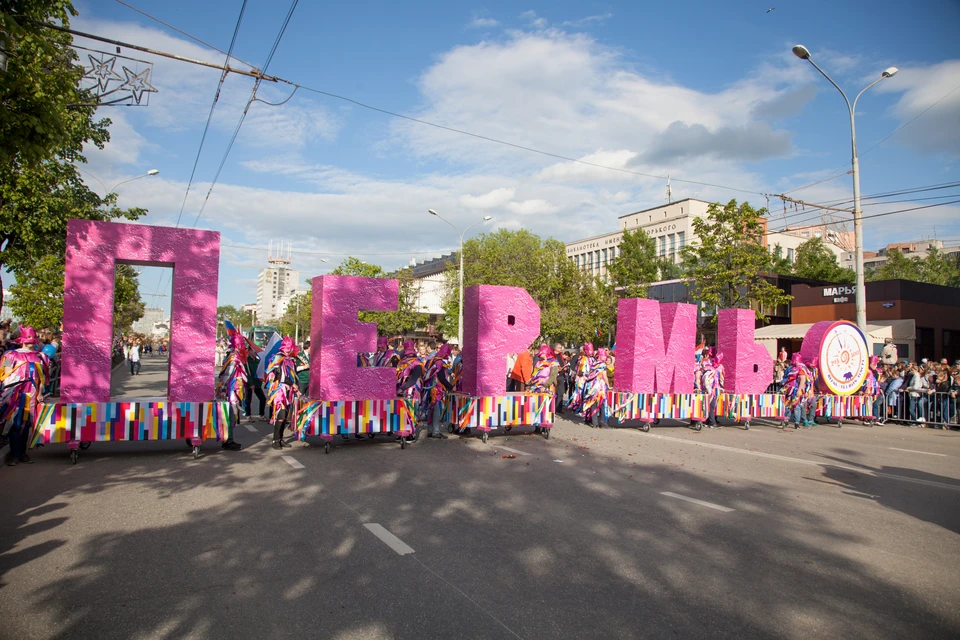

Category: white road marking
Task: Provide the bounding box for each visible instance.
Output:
[660,491,735,513]
[244,424,258,432]
[888,447,947,457]
[363,523,415,556]
[281,456,305,470]
[496,445,531,457]
[639,432,960,492]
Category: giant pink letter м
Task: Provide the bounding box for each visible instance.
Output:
[310,275,399,401]
[613,298,697,394]
[61,220,220,403]
[460,285,541,397]
[716,308,772,394]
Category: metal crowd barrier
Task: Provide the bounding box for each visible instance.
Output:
[884,390,958,429]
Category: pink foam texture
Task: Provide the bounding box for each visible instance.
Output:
[460,285,540,396]
[613,298,697,393]
[716,308,772,394]
[310,275,399,400]
[62,220,220,402]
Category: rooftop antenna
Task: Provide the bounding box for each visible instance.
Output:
[666,175,672,204]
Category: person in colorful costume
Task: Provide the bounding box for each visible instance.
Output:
[783,353,816,428]
[0,327,49,465]
[394,340,424,442]
[421,343,453,439]
[581,347,610,427]
[263,336,301,450]
[373,337,398,368]
[700,350,725,428]
[214,333,246,451]
[567,342,595,414]
[861,355,883,425]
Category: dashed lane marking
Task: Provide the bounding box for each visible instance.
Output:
[281,456,305,470]
[496,445,532,457]
[888,447,948,457]
[244,424,259,432]
[363,523,415,555]
[660,491,735,513]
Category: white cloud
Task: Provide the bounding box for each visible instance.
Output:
[562,13,614,28]
[459,187,516,208]
[878,59,960,156]
[469,16,499,28]
[520,10,548,29]
[507,199,557,215]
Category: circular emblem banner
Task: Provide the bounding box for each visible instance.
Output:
[817,321,869,395]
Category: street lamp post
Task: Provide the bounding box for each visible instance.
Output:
[428,210,492,346]
[78,167,160,198]
[792,44,897,331]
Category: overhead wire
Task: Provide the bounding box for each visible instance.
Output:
[190,0,300,228]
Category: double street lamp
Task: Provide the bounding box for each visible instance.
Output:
[79,167,160,198]
[792,44,898,331]
[428,209,492,346]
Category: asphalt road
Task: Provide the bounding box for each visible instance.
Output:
[2,358,958,639]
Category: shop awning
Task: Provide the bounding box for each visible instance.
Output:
[753,319,915,341]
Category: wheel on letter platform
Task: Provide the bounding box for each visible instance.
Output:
[641,423,651,433]
[79,441,92,450]
[448,424,455,434]
[324,441,331,454]
[694,423,703,432]
[400,436,407,450]
[70,450,78,465]
[837,420,843,428]
[367,433,376,439]
[481,432,489,444]
[543,428,551,440]
[192,445,200,460]
[743,422,750,431]
[505,426,512,433]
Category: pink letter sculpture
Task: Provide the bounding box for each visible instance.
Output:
[62,220,220,403]
[310,275,399,401]
[460,285,541,397]
[716,308,772,394]
[614,298,697,393]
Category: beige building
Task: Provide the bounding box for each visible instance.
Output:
[566,199,711,278]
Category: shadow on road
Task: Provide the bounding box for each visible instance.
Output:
[0,429,958,638]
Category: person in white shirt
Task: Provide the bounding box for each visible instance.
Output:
[880,339,898,366]
[129,340,142,376]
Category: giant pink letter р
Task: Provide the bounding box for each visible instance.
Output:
[614,298,696,393]
[716,308,772,394]
[62,220,220,402]
[310,275,398,401]
[460,285,540,397]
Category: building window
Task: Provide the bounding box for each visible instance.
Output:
[787,248,795,263]
[602,248,608,265]
[678,231,685,250]
[669,233,676,254]
[802,231,809,238]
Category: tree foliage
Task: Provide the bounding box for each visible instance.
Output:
[607,227,677,298]
[330,257,425,336]
[113,264,145,331]
[869,247,960,287]
[439,229,612,344]
[791,237,856,283]
[680,199,792,320]
[217,305,251,333]
[275,292,311,341]
[0,0,145,316]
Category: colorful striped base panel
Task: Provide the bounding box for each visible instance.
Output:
[816,394,876,419]
[447,392,555,432]
[32,401,234,446]
[607,392,707,421]
[294,398,416,441]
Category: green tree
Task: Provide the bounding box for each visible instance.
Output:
[680,199,793,320]
[792,237,856,283]
[438,229,610,344]
[0,0,92,167]
[869,249,920,282]
[0,1,145,316]
[916,247,959,286]
[329,257,425,336]
[770,244,793,276]
[113,264,145,331]
[217,305,250,333]
[608,228,662,298]
[275,292,311,341]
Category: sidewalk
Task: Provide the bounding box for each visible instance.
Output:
[111,354,170,400]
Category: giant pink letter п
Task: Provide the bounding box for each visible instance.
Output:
[460,285,541,397]
[61,220,220,402]
[613,298,697,394]
[310,275,399,401]
[716,308,772,394]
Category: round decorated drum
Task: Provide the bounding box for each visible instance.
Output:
[798,320,870,396]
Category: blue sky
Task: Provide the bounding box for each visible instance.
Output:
[51,0,960,313]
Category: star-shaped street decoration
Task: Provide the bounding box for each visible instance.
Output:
[119,65,158,105]
[84,54,123,91]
